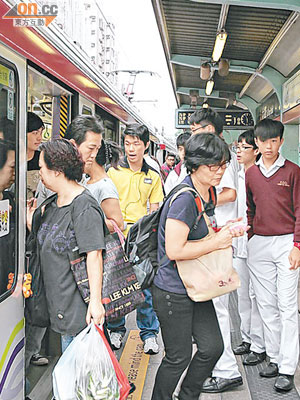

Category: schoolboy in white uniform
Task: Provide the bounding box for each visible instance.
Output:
[233,130,265,364]
[164,132,191,195]
[190,108,243,394]
[246,119,300,392]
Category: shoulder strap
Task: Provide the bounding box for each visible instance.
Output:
[209,186,216,206]
[31,193,57,235]
[160,184,215,266]
[168,184,216,229]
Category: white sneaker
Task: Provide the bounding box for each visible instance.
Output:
[110,332,123,350]
[144,336,159,354]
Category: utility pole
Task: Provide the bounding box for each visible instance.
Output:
[111,70,160,101]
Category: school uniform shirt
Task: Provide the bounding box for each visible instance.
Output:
[164,162,188,195]
[214,152,239,226]
[144,155,161,175]
[107,158,164,235]
[246,158,300,241]
[256,153,285,178]
[235,167,248,258]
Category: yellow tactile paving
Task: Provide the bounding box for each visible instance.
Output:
[119,330,150,400]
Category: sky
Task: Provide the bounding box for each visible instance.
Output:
[101,0,178,141]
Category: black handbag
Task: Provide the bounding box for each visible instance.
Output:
[25,194,57,327]
[69,216,145,322]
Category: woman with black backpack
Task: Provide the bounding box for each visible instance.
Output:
[151,133,245,400]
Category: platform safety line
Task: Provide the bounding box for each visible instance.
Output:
[119,330,150,400]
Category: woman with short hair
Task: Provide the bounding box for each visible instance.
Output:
[27,139,106,351]
[83,140,124,232]
[151,133,242,400]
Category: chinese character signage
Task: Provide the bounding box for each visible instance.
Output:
[176,109,254,129]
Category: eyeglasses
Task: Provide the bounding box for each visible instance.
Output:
[207,161,229,171]
[236,145,253,152]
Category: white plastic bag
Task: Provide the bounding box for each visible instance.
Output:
[52,324,120,400]
[53,325,89,400]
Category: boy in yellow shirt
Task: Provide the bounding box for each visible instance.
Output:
[107,124,163,354]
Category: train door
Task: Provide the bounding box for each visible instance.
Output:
[0,43,27,400]
[27,67,72,140]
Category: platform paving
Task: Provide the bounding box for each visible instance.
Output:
[27,291,300,399]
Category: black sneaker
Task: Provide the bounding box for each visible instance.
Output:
[30,353,49,366]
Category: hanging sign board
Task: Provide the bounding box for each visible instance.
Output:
[175,109,254,129]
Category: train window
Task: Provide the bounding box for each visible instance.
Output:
[82,105,92,115]
[0,58,18,300]
[103,120,117,142]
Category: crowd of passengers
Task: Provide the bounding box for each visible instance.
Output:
[1,106,300,400]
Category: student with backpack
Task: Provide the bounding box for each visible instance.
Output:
[246,119,300,392]
[151,133,245,400]
[107,124,164,354]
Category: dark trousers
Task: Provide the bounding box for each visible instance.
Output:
[151,285,224,400]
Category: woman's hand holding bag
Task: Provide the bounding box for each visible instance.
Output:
[176,202,241,302]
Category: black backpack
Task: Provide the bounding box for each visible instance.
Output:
[124,184,216,290]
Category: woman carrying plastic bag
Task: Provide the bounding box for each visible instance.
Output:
[53,323,130,400]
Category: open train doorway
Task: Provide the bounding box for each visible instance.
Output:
[27,68,73,141]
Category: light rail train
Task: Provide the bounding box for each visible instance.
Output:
[0,1,174,398]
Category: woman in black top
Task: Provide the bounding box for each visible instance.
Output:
[27,139,106,350]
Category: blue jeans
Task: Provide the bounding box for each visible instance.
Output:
[61,324,112,353]
[108,288,159,341]
[61,334,76,353]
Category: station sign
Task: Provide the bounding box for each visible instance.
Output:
[283,69,300,113]
[256,93,280,122]
[175,109,254,129]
